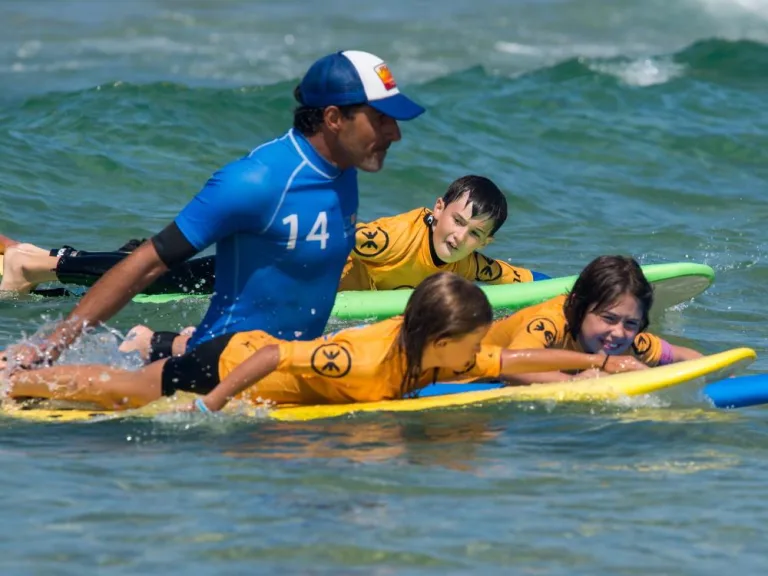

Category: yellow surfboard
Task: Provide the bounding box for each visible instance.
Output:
[1,348,756,424]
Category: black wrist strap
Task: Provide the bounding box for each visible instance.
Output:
[149,331,180,362]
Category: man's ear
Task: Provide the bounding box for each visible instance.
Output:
[323,106,344,133]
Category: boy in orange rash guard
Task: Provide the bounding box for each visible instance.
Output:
[339,174,547,291]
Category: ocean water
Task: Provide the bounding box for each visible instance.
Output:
[1,0,768,573]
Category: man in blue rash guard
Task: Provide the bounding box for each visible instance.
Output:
[3,49,425,370]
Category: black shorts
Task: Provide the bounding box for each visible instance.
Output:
[160,333,235,397]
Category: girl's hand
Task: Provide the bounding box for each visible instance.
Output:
[603,355,648,374]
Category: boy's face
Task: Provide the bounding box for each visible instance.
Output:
[431,192,495,263]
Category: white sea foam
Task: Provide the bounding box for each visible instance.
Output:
[589,58,686,87]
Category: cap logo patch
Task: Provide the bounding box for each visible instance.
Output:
[374,63,397,90]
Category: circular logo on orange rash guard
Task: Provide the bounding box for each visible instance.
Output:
[526,317,558,346]
[310,343,352,378]
[632,334,652,356]
[474,253,503,282]
[353,225,390,257]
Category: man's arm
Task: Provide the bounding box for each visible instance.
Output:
[15,225,199,365]
[46,241,171,350]
[6,159,277,367]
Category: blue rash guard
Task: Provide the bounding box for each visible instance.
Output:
[174,129,358,349]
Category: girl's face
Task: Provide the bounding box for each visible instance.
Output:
[431,325,490,372]
[578,292,644,355]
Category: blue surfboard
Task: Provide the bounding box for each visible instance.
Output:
[703,374,768,409]
[409,382,504,398]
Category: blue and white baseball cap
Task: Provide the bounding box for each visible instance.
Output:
[298,50,425,121]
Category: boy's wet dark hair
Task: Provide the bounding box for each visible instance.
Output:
[441,175,508,236]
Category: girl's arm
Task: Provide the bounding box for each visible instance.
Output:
[195,345,280,412]
[499,349,647,379]
[663,342,702,364]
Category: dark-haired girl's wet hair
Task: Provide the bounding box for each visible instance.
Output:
[564,255,654,339]
[395,272,493,395]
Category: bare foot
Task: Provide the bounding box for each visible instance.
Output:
[118,325,195,362]
[180,326,196,337]
[0,234,19,278]
[118,325,155,362]
[0,243,59,293]
[0,234,20,254]
[172,331,193,356]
